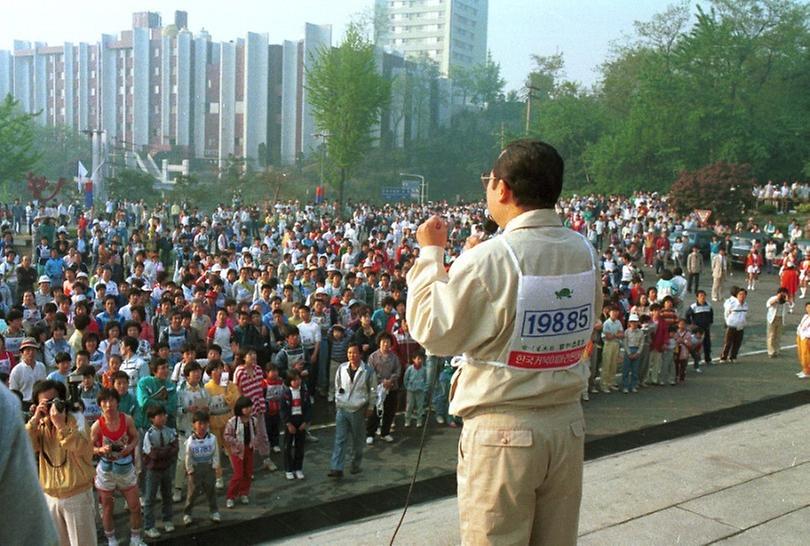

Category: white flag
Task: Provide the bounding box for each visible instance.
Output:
[77,161,88,191]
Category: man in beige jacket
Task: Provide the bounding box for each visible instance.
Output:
[711,248,729,302]
[407,140,601,545]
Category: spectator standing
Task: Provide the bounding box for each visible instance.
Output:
[686,246,703,294]
[711,248,728,302]
[720,288,749,362]
[328,343,377,478]
[765,288,789,358]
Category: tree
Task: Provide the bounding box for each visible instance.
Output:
[106,169,160,203]
[305,23,391,216]
[33,124,91,181]
[468,51,506,107]
[669,162,757,222]
[0,95,41,186]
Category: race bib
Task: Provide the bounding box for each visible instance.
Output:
[507,269,595,371]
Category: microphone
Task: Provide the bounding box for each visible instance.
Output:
[483,214,499,235]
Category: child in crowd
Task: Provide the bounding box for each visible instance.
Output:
[327,324,349,403]
[78,364,102,425]
[660,324,678,386]
[112,371,138,417]
[182,411,222,526]
[403,352,427,426]
[101,354,123,389]
[174,361,210,502]
[622,314,644,393]
[224,396,258,508]
[142,405,179,539]
[674,319,692,384]
[690,327,705,374]
[433,358,457,427]
[600,306,624,393]
[637,315,653,387]
[273,325,306,378]
[0,334,15,376]
[280,369,312,480]
[46,351,72,385]
[264,364,284,454]
[204,359,238,489]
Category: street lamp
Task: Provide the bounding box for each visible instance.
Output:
[400,173,427,205]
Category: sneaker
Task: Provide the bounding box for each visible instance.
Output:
[601,388,611,394]
[305,430,319,443]
[382,434,394,443]
[669,381,676,386]
[172,489,182,503]
[327,469,344,478]
[366,436,374,445]
[695,368,703,374]
[582,392,590,401]
[436,416,445,424]
[139,496,145,508]
[215,477,224,489]
[404,420,411,428]
[130,537,146,546]
[106,536,119,546]
[272,445,282,453]
[295,471,305,480]
[590,387,600,394]
[416,420,423,428]
[798,372,809,379]
[183,514,193,526]
[631,388,638,393]
[264,458,277,472]
[622,388,629,394]
[144,528,161,540]
[240,495,249,505]
[226,498,235,509]
[211,512,222,523]
[286,471,295,480]
[163,522,175,533]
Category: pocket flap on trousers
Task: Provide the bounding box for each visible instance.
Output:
[476,429,533,447]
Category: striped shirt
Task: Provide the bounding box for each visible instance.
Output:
[234,363,265,414]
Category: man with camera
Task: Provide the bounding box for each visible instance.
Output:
[407,140,601,545]
[9,337,47,410]
[26,379,97,546]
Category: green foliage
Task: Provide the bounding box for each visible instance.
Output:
[33,124,91,181]
[796,203,810,215]
[515,0,810,199]
[305,23,391,211]
[0,94,41,187]
[669,161,757,222]
[758,203,778,215]
[106,169,160,203]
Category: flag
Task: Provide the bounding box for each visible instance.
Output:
[77,161,88,191]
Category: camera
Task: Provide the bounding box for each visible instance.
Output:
[47,398,68,413]
[110,444,123,453]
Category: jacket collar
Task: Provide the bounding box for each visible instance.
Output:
[503,209,562,234]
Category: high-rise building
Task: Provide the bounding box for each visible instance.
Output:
[0,11,446,174]
[374,0,488,76]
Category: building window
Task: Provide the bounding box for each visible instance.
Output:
[154,85,160,94]
[91,88,95,96]
[91,70,96,78]
[209,103,219,114]
[154,67,160,75]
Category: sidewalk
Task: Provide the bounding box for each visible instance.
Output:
[272,405,810,545]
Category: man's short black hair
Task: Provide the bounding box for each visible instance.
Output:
[492,139,564,209]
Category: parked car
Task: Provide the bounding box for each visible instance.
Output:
[730,232,764,267]
[667,229,715,259]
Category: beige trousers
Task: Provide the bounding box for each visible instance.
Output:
[45,488,98,546]
[600,340,620,389]
[712,275,724,301]
[457,403,585,545]
[767,317,783,356]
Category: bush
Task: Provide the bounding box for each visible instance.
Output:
[796,203,810,215]
[757,203,777,215]
[669,162,757,223]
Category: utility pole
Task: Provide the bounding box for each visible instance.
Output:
[313,132,329,202]
[524,85,541,135]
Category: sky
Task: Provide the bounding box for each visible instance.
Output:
[0,0,678,91]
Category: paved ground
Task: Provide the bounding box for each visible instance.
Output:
[272,404,810,545]
[112,269,810,544]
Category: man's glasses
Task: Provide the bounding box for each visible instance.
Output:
[481,171,493,191]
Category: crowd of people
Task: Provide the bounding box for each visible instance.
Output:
[0,188,806,545]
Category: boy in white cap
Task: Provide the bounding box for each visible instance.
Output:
[622,314,645,393]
